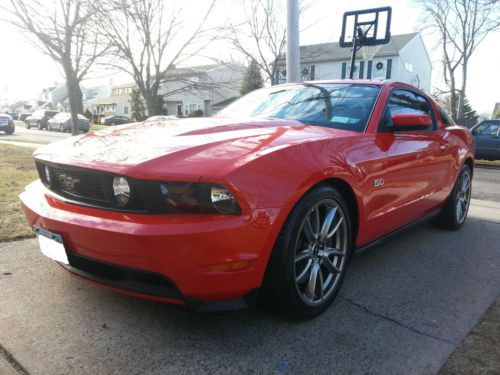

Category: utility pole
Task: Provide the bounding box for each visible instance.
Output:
[286,0,300,83]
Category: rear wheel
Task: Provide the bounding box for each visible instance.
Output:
[60,123,64,132]
[37,121,42,130]
[432,164,472,230]
[261,185,352,319]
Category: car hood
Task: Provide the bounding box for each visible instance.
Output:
[34,117,356,179]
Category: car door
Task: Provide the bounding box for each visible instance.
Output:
[472,121,500,160]
[373,88,454,232]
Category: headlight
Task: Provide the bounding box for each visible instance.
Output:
[112,176,131,207]
[211,184,240,214]
[159,181,241,214]
[44,165,51,186]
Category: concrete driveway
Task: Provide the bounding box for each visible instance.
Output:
[1,172,499,374]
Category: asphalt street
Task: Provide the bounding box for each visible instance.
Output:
[0,125,73,145]
[0,160,499,374]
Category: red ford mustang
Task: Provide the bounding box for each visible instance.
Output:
[20,80,474,318]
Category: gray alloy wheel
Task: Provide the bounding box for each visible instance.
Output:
[261,185,352,319]
[455,168,471,225]
[294,199,348,306]
[432,164,472,231]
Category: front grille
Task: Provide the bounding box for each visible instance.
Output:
[35,162,158,213]
[50,166,107,201]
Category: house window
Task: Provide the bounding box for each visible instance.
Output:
[92,91,98,98]
[185,104,189,115]
[112,105,116,112]
[124,106,129,115]
[405,62,413,72]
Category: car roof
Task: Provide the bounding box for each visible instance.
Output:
[275,79,425,93]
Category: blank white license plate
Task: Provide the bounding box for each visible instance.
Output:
[34,226,69,265]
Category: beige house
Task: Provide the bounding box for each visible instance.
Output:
[159,64,245,116]
[90,83,136,117]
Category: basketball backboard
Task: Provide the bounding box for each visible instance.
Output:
[339,7,392,48]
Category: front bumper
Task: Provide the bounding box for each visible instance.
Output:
[20,180,283,310]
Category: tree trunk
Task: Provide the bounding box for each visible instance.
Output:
[446,69,457,121]
[457,59,468,124]
[63,64,83,136]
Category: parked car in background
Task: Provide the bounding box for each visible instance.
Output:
[145,115,178,122]
[26,110,59,130]
[48,112,90,133]
[7,112,19,120]
[471,119,500,160]
[19,113,31,122]
[21,80,475,319]
[0,114,15,134]
[100,115,130,126]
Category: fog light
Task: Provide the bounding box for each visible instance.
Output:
[112,176,131,206]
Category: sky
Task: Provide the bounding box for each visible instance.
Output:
[0,0,498,115]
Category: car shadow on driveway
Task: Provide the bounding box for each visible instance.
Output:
[1,202,499,374]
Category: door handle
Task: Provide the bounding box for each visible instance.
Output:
[439,143,449,152]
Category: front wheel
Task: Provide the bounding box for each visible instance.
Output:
[432,164,472,230]
[261,185,352,319]
[5,124,15,134]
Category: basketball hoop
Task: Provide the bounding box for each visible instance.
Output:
[361,45,382,60]
[339,7,392,79]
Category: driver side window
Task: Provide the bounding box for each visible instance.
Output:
[379,89,434,132]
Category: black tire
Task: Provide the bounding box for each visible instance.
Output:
[26,122,30,129]
[5,124,15,135]
[261,185,352,319]
[37,121,42,130]
[60,123,64,132]
[432,164,472,231]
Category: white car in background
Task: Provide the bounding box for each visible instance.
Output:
[48,112,90,133]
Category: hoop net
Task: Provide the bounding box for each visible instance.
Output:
[361,45,382,60]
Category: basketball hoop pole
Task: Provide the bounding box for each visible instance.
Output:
[349,29,359,79]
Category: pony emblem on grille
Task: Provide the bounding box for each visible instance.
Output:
[58,173,81,192]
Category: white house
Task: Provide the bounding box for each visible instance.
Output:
[83,84,110,113]
[276,33,432,93]
[158,64,245,116]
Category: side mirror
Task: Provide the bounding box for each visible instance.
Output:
[389,113,432,131]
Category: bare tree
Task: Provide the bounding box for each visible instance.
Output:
[419,0,500,122]
[1,0,107,135]
[97,0,216,116]
[225,0,286,85]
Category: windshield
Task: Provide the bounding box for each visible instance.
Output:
[218,83,381,132]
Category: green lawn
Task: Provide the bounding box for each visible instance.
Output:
[0,144,38,241]
[90,124,107,131]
